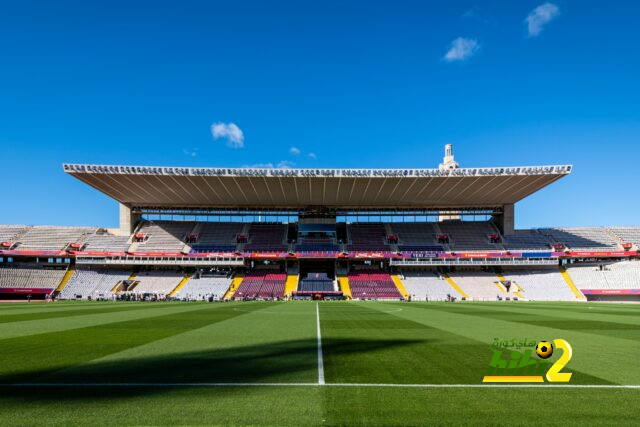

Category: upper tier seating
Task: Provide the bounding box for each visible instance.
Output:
[0,265,66,289]
[298,272,335,292]
[135,221,194,252]
[401,270,461,301]
[348,271,402,299]
[176,274,231,300]
[502,230,552,250]
[15,226,97,251]
[539,227,620,251]
[347,223,390,251]
[233,271,286,299]
[59,267,131,299]
[190,222,243,252]
[608,227,640,247]
[390,223,444,252]
[0,225,28,243]
[567,261,640,289]
[132,270,184,295]
[295,238,340,252]
[448,270,510,301]
[83,233,130,252]
[502,268,577,301]
[438,221,502,251]
[244,223,288,252]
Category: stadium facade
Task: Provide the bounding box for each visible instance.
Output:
[1,145,639,302]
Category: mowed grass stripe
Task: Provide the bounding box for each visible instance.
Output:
[320,302,513,385]
[0,383,638,426]
[0,302,274,384]
[368,302,633,384]
[406,302,640,341]
[0,303,169,324]
[46,301,320,384]
[0,302,227,341]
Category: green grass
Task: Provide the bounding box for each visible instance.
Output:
[0,300,638,425]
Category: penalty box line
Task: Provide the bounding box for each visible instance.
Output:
[8,383,640,389]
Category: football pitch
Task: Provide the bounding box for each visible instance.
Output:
[0,300,638,426]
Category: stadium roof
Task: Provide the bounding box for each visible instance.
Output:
[63,164,572,211]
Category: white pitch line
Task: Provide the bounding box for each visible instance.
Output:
[7,383,640,389]
[316,302,325,385]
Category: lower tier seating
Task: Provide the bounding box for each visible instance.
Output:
[348,271,402,300]
[401,270,461,301]
[233,271,286,300]
[176,274,231,300]
[502,268,576,300]
[59,268,131,299]
[0,265,67,289]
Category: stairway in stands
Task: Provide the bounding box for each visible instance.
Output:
[223,274,244,300]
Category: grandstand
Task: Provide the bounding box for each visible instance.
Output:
[0,144,638,302]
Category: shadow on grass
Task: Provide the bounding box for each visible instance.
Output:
[0,337,423,402]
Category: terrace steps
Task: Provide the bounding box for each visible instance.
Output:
[390,274,409,299]
[283,274,299,298]
[113,272,138,294]
[224,274,244,300]
[559,267,586,300]
[496,272,523,299]
[442,273,469,299]
[337,275,352,299]
[168,274,192,297]
[53,266,75,296]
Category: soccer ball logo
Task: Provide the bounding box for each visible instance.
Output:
[536,341,554,359]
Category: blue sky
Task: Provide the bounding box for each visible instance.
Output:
[1,1,639,229]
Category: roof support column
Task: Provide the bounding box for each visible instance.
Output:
[495,203,515,236]
[119,203,141,236]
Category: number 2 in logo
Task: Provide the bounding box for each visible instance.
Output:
[546,339,573,382]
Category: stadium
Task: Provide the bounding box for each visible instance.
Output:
[1,145,638,304]
[0,145,639,425]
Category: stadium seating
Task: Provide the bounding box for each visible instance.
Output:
[298,272,335,292]
[233,270,286,299]
[134,221,194,252]
[131,270,185,295]
[401,270,461,301]
[348,271,402,300]
[244,223,288,252]
[0,225,28,244]
[567,261,640,289]
[389,223,445,252]
[539,227,620,251]
[448,270,509,301]
[608,227,640,247]
[190,222,243,253]
[83,233,130,252]
[59,267,131,299]
[347,223,390,251]
[0,265,67,289]
[502,268,577,300]
[501,230,551,250]
[437,221,502,251]
[15,226,97,251]
[176,273,231,300]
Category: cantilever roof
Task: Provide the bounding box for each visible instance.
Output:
[63,164,572,210]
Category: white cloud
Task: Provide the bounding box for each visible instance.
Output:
[241,161,295,169]
[308,152,317,159]
[182,148,198,157]
[277,160,295,169]
[443,37,479,62]
[242,162,274,168]
[211,122,244,148]
[525,3,559,37]
[290,146,301,155]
